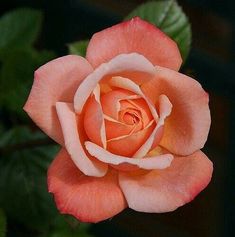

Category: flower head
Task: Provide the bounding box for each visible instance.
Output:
[24,17,213,223]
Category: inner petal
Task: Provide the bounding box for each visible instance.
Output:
[101,89,140,120]
[123,112,139,125]
[119,108,141,125]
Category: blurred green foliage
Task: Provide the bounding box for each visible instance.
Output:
[0,127,59,230]
[42,216,94,237]
[0,8,42,53]
[0,8,55,118]
[0,48,55,117]
[68,40,89,57]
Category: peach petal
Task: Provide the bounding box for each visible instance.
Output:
[85,141,174,170]
[107,120,155,157]
[105,118,137,140]
[73,53,155,114]
[109,76,159,121]
[119,150,213,213]
[125,99,153,127]
[24,56,93,145]
[101,89,141,120]
[84,85,106,148]
[141,66,211,155]
[48,149,126,223]
[56,102,108,177]
[104,71,155,86]
[133,95,172,158]
[86,17,182,70]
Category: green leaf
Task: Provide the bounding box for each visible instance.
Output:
[0,8,42,53]
[0,48,55,117]
[0,209,6,237]
[68,40,89,57]
[125,0,192,62]
[0,127,59,230]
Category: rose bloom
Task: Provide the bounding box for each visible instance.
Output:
[24,17,213,223]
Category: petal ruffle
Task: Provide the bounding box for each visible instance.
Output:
[56,102,108,177]
[48,149,126,223]
[86,17,182,70]
[24,55,93,145]
[141,66,211,156]
[119,150,213,213]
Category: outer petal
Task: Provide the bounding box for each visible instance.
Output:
[48,149,126,223]
[56,102,108,177]
[119,150,213,213]
[141,66,211,156]
[24,55,93,145]
[73,53,156,114]
[86,17,182,70]
[85,141,173,170]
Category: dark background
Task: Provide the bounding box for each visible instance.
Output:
[0,0,234,236]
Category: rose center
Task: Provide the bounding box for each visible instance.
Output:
[123,112,140,125]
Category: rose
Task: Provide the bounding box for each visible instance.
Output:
[24,17,213,223]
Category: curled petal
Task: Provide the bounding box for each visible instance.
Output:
[84,85,106,148]
[141,66,211,155]
[101,89,140,120]
[108,76,158,121]
[104,116,138,140]
[48,149,126,223]
[56,102,108,177]
[74,53,156,114]
[24,55,93,145]
[86,17,182,70]
[85,141,174,170]
[119,150,213,213]
[133,95,172,158]
[107,120,155,157]
[126,98,153,127]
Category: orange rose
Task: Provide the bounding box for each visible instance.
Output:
[24,17,213,223]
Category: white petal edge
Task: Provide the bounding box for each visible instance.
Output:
[85,141,174,170]
[56,102,108,177]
